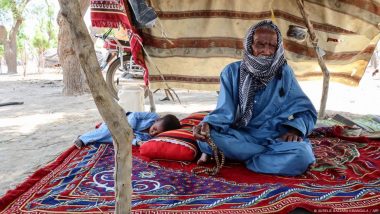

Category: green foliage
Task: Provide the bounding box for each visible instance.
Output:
[0,1,11,58]
[0,0,31,61]
[0,44,4,57]
[27,0,58,50]
[1,0,59,61]
[32,28,49,55]
[0,1,12,29]
[16,23,27,55]
[0,0,12,9]
[0,0,24,21]
[44,0,57,48]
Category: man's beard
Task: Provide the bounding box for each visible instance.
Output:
[257,55,274,60]
[253,54,274,71]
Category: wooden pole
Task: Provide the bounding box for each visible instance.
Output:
[147,88,156,112]
[58,0,133,213]
[297,0,330,119]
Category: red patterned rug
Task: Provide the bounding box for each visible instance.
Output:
[1,127,379,213]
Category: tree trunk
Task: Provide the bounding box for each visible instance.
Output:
[57,0,90,96]
[23,47,27,76]
[4,19,22,74]
[38,52,46,73]
[37,52,42,73]
[0,25,6,43]
[4,39,17,74]
[42,53,45,73]
[58,0,133,213]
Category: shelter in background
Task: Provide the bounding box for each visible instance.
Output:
[91,0,380,91]
[142,0,380,90]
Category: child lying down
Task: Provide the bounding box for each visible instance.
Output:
[73,112,181,149]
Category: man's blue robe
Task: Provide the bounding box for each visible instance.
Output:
[198,61,317,176]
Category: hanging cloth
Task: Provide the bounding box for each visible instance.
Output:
[90,0,150,86]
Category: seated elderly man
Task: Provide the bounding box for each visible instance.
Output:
[193,20,317,176]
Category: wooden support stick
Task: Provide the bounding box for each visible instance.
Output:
[141,45,181,103]
[0,101,24,107]
[148,88,156,112]
[297,0,330,119]
[58,0,133,213]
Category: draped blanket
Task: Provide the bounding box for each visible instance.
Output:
[1,126,379,213]
[90,0,149,85]
[91,0,134,29]
[142,0,380,90]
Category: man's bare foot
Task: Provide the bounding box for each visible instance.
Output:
[309,162,317,169]
[73,138,84,149]
[197,153,209,165]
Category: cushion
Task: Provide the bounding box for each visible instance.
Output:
[180,111,209,128]
[139,128,199,161]
[139,111,209,161]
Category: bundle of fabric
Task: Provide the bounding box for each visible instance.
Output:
[142,0,380,90]
[90,0,131,29]
[1,125,379,213]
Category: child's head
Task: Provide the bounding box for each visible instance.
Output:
[149,114,181,136]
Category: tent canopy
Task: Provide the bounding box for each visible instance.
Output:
[141,0,380,90]
[90,0,380,90]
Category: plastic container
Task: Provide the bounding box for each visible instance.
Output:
[117,85,144,112]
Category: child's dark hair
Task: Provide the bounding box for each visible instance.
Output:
[160,114,181,131]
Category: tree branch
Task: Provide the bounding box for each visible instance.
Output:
[9,19,22,40]
[58,0,133,213]
[8,0,30,39]
[20,0,31,13]
[0,25,7,44]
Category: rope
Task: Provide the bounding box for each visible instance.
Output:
[139,40,181,103]
[125,28,182,103]
[191,136,225,176]
[155,18,174,45]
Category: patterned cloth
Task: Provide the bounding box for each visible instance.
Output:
[236,20,286,127]
[143,1,380,91]
[1,126,379,213]
[90,0,132,29]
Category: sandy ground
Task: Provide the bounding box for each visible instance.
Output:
[0,66,379,196]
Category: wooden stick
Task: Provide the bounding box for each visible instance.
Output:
[148,88,156,112]
[297,0,330,119]
[168,88,182,104]
[165,89,174,101]
[141,45,181,103]
[0,101,23,107]
[58,0,133,213]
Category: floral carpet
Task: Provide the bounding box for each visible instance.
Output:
[1,127,379,213]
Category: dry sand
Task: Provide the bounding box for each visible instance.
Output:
[0,67,379,196]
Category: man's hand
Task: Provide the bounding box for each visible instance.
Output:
[193,122,210,140]
[280,127,303,142]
